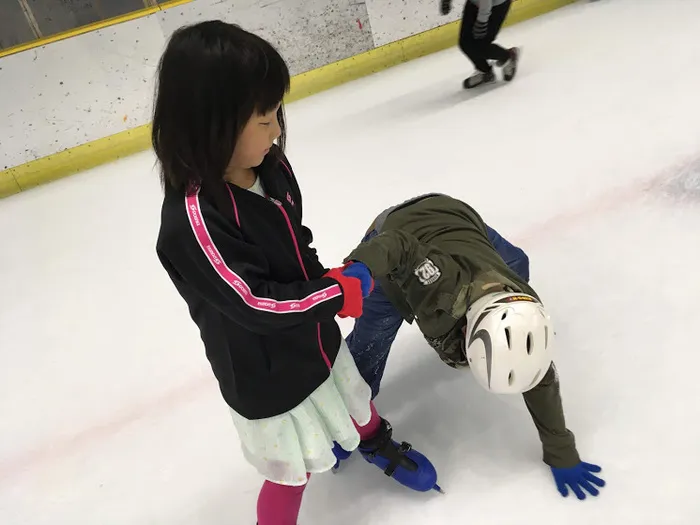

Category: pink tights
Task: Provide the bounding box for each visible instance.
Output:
[257,402,381,525]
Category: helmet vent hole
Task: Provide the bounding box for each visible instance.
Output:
[526,333,533,355]
[508,370,515,386]
[504,327,511,349]
[501,311,508,320]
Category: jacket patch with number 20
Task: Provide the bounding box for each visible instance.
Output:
[414,258,441,285]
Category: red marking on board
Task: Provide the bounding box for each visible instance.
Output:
[357,19,363,30]
[123,115,128,122]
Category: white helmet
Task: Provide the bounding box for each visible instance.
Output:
[465,291,554,394]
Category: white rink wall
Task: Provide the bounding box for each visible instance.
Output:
[0,0,464,171]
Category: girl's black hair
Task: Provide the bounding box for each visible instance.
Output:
[152,20,290,193]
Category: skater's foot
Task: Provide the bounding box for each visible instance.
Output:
[463,69,496,89]
[500,47,520,82]
[358,418,439,493]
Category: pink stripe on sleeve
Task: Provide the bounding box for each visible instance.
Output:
[185,191,342,314]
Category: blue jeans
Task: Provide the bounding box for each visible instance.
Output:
[345,224,529,399]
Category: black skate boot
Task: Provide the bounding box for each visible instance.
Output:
[357,418,442,493]
[499,47,520,82]
[463,68,496,89]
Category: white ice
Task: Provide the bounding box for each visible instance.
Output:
[2,0,700,523]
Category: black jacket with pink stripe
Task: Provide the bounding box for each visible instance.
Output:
[156,149,347,419]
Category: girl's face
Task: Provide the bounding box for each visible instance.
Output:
[230,104,282,170]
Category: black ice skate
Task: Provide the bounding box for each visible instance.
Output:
[463,69,496,89]
[499,47,521,82]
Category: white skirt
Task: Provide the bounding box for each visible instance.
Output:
[229,339,372,486]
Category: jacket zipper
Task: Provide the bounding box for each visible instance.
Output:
[272,198,332,371]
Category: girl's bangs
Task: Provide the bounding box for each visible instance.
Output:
[253,47,290,114]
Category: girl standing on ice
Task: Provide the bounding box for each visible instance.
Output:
[441,0,520,88]
[152,21,438,525]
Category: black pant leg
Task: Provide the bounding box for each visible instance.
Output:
[483,1,512,63]
[458,1,491,73]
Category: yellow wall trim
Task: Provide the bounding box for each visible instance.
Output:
[0,0,576,199]
[0,0,194,60]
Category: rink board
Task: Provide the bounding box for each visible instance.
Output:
[0,0,576,199]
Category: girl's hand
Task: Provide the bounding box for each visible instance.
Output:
[324,264,372,318]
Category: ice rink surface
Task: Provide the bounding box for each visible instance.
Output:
[2,0,700,523]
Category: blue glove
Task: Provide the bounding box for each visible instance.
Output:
[473,20,488,39]
[550,461,606,500]
[341,262,374,298]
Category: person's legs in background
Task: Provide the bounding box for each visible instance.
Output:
[459,0,520,87]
